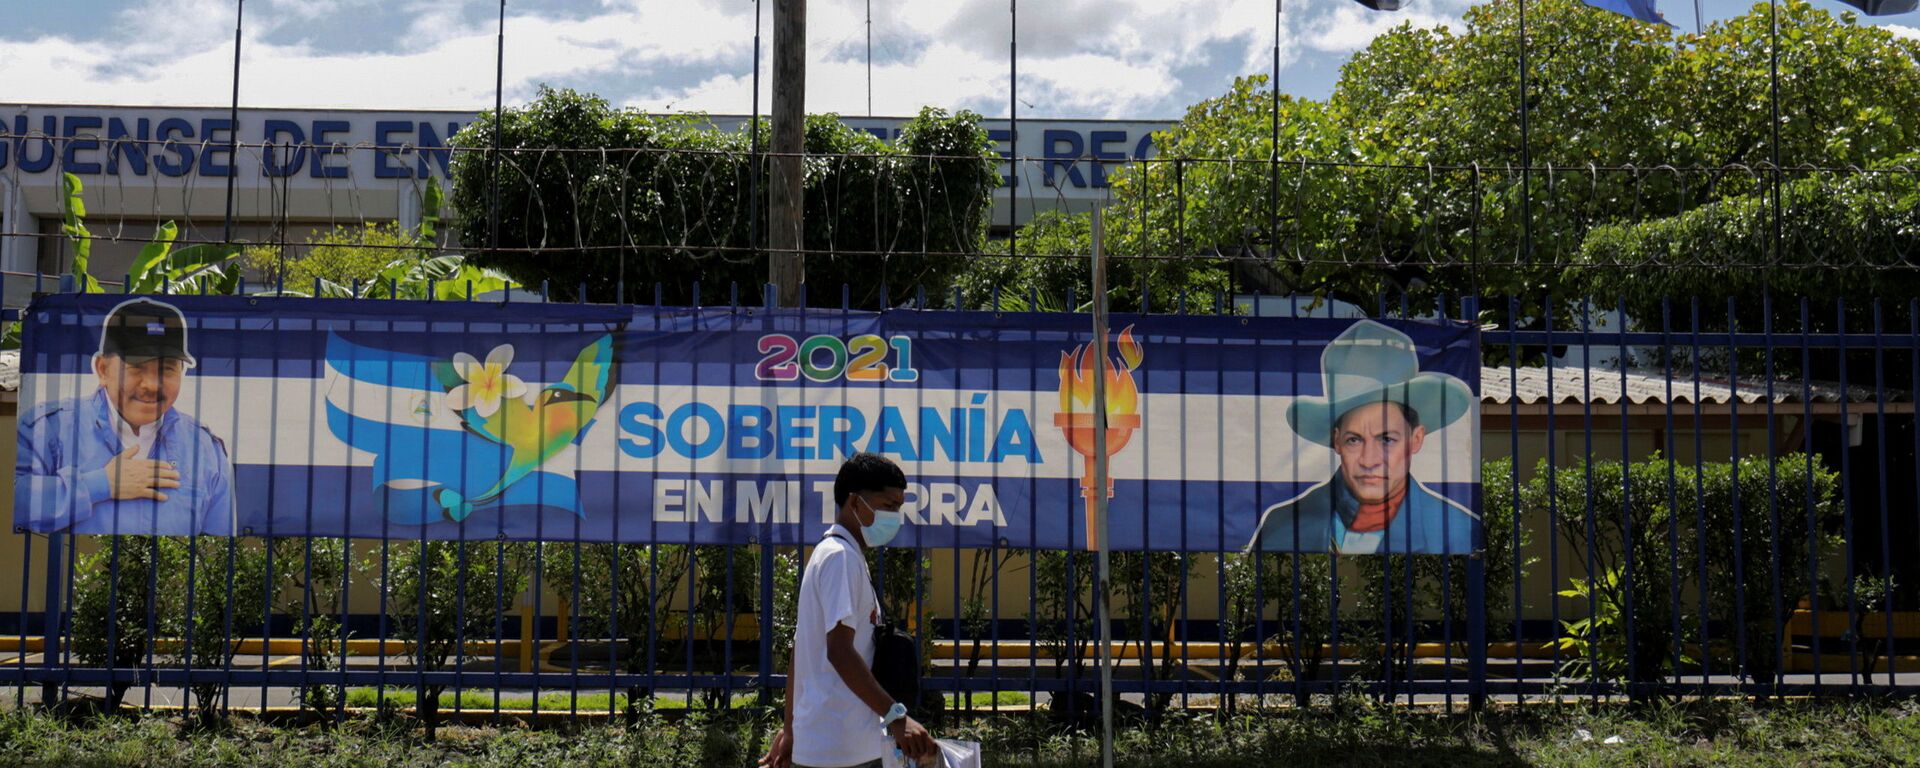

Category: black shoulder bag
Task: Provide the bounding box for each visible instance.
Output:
[824,531,921,710]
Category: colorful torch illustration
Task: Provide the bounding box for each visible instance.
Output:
[1054,325,1145,550]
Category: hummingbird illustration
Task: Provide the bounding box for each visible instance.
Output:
[428,334,616,520]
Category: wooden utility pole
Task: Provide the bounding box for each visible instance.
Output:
[769,0,806,306]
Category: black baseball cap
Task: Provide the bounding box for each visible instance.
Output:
[99,299,196,368]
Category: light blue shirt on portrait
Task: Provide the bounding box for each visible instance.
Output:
[15,388,236,536]
[1250,475,1475,555]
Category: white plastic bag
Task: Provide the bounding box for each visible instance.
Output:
[936,739,982,768]
[880,738,982,768]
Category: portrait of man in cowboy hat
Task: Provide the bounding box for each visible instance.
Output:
[1248,320,1477,555]
[15,298,235,536]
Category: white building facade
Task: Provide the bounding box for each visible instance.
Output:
[0,104,1172,304]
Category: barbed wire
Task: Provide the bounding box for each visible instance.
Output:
[6,229,1918,274]
[6,139,1916,278]
[3,131,1918,174]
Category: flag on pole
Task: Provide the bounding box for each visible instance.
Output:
[1580,0,1672,25]
[1835,0,1916,15]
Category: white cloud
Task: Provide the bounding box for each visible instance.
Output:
[1303,0,1465,53]
[1884,24,1920,41]
[0,0,755,110]
[0,0,1477,117]
[748,0,1294,118]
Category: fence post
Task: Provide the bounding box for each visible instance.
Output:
[1467,537,1487,710]
[1090,209,1114,768]
[518,589,536,673]
[1465,295,1488,711]
[39,532,62,709]
[37,272,75,710]
[759,283,778,709]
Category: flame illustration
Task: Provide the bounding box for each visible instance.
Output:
[1057,325,1144,417]
[1054,325,1146,551]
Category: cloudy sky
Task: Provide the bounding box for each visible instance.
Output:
[5,0,1916,119]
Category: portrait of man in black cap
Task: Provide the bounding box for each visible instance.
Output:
[15,299,235,536]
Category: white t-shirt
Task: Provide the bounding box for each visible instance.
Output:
[792,524,891,768]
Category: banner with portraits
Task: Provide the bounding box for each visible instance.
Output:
[14,294,1480,553]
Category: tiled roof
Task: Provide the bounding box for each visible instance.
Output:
[1481,366,1897,406]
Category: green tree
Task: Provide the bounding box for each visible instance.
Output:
[55,174,497,304]
[963,0,1920,316]
[58,173,242,298]
[68,537,166,710]
[1217,549,1334,711]
[1529,453,1841,694]
[370,540,531,737]
[538,542,690,722]
[243,184,512,301]
[245,222,427,291]
[166,538,275,727]
[270,537,353,713]
[448,87,998,306]
[68,536,277,724]
[1574,168,1920,310]
[1684,4,1920,173]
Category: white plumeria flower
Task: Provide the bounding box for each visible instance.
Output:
[444,344,527,418]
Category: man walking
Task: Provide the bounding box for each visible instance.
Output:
[762,452,938,768]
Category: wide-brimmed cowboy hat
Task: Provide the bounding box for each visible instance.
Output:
[1286,320,1473,446]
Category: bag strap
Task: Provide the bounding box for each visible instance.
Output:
[822,529,873,586]
[822,529,910,633]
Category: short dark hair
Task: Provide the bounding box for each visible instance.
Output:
[834,452,906,507]
[1333,400,1421,432]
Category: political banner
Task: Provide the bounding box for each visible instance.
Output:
[14,294,1481,553]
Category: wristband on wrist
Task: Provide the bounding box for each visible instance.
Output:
[880,701,908,732]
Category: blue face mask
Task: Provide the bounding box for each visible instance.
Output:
[856,495,904,548]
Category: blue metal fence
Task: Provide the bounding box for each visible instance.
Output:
[5,279,1917,726]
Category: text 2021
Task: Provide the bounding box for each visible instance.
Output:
[755,334,920,383]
